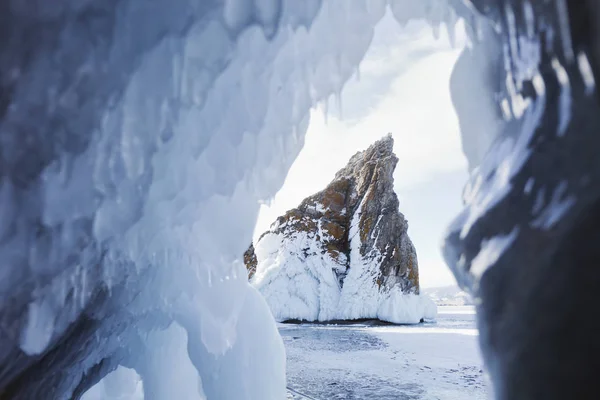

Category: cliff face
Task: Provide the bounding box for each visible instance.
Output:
[246,134,434,323]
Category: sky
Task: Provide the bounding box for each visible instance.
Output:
[254,11,469,288]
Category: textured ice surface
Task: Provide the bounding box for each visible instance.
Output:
[282,306,488,399]
[253,229,344,322]
[442,2,600,399]
[251,227,437,324]
[442,0,600,294]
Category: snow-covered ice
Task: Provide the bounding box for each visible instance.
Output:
[252,224,437,325]
[282,306,489,399]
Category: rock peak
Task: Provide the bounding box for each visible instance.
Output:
[245,135,435,324]
[335,134,396,181]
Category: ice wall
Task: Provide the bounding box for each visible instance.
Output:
[1,0,472,398]
[443,1,600,398]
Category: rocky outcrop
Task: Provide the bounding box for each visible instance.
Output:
[245,134,435,324]
[243,244,258,279]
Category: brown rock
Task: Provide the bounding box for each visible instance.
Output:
[245,134,419,294]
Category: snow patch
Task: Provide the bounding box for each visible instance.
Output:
[531,181,575,229]
[378,290,438,324]
[252,197,436,324]
[252,231,343,322]
[577,51,596,95]
[20,299,56,356]
[470,229,519,279]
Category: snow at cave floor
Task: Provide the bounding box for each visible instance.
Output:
[282,306,490,400]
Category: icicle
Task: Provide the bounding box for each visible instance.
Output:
[577,51,596,95]
[222,0,253,35]
[20,299,56,356]
[334,52,343,89]
[254,0,282,39]
[258,196,274,206]
[464,15,478,48]
[80,264,87,310]
[555,0,574,62]
[104,254,113,296]
[57,154,72,186]
[474,12,484,43]
[70,264,79,319]
[532,72,546,97]
[500,98,513,121]
[322,96,329,125]
[335,89,343,120]
[445,7,458,48]
[551,58,571,136]
[432,21,441,40]
[427,0,444,40]
[523,0,535,39]
[171,42,182,99]
[504,2,519,85]
[60,273,68,309]
[0,179,15,241]
[524,178,535,194]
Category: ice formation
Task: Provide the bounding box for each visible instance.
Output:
[1,0,599,399]
[248,135,436,324]
[441,1,600,399]
[81,367,145,400]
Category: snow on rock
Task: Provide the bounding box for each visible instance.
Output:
[247,135,437,324]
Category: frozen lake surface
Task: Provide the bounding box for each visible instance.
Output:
[281,306,490,399]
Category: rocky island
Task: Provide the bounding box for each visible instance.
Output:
[245,135,436,324]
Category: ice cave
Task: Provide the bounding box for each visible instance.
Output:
[1,0,600,399]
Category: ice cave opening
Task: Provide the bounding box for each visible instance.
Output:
[79,5,489,400]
